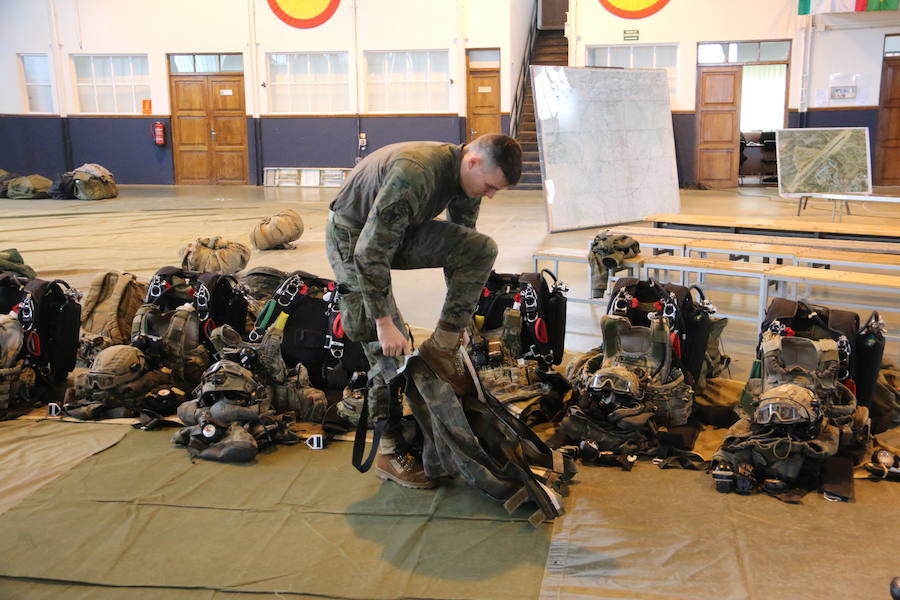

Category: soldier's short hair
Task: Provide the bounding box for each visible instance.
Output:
[469,134,522,186]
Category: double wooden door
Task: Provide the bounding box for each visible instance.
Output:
[170,74,248,184]
[876,57,900,186]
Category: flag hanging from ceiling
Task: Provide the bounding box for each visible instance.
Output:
[799,0,899,14]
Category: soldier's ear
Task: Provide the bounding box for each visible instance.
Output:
[466,154,481,171]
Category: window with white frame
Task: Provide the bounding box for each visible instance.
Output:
[586,44,678,98]
[268,52,349,113]
[20,54,54,113]
[366,51,450,113]
[73,55,149,113]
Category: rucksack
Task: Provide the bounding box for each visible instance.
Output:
[72,163,117,200]
[17,278,81,385]
[607,278,729,393]
[79,272,148,361]
[144,266,248,342]
[0,314,32,419]
[5,174,52,199]
[49,172,77,199]
[250,270,368,390]
[0,171,18,198]
[0,249,37,280]
[179,237,249,275]
[474,269,567,367]
[131,303,211,389]
[250,209,304,250]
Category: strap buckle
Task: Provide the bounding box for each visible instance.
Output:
[306,434,325,450]
[324,334,345,359]
[275,275,304,307]
[47,403,62,417]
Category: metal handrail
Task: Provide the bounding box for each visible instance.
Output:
[510,1,539,139]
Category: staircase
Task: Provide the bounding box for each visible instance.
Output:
[514,29,568,191]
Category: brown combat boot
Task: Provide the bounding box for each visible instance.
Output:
[376,452,436,489]
[418,330,475,397]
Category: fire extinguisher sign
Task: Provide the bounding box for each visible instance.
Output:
[142,99,152,115]
[268,0,340,29]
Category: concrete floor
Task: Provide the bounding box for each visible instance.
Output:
[3,183,899,382]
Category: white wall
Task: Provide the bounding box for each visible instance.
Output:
[509,0,537,112]
[0,0,526,117]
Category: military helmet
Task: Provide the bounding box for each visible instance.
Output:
[0,314,24,369]
[86,344,147,391]
[200,360,259,401]
[586,365,643,416]
[752,384,822,438]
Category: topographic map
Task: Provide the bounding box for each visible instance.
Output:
[777,127,871,195]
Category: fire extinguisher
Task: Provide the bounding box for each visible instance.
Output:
[152,121,165,146]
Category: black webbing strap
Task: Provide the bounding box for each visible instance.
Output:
[351,375,399,473]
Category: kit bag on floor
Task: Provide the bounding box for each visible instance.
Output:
[18,278,81,385]
[6,174,52,200]
[250,209,304,250]
[474,269,567,367]
[0,170,15,198]
[607,277,729,393]
[79,272,148,352]
[237,266,289,302]
[72,163,117,200]
[0,313,33,420]
[49,172,77,199]
[0,250,36,280]
[249,269,368,389]
[179,237,249,275]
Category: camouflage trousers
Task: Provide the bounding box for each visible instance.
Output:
[325,217,498,452]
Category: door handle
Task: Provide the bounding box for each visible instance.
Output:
[471,129,476,135]
[211,129,216,137]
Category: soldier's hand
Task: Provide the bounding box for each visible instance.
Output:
[375,317,412,357]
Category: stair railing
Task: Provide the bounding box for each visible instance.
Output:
[510,1,539,140]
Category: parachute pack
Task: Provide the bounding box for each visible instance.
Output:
[474,269,567,368]
[78,271,148,364]
[713,298,879,501]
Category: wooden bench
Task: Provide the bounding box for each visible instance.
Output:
[793,248,900,273]
[608,225,900,255]
[639,255,776,322]
[645,213,900,243]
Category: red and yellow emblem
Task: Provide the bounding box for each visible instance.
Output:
[268,0,340,28]
[598,0,669,19]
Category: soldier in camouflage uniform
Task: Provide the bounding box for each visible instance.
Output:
[325,134,522,489]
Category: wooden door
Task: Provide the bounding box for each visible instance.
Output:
[695,66,742,189]
[170,74,247,184]
[540,0,567,29]
[466,70,501,142]
[875,57,900,186]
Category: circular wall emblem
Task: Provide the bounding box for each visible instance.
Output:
[268,0,340,28]
[598,0,670,19]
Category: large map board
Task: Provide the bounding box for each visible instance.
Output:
[776,127,872,196]
[530,66,679,232]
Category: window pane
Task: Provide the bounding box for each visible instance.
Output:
[290,54,309,82]
[410,52,428,80]
[22,55,50,84]
[430,51,448,76]
[367,53,385,81]
[220,54,243,72]
[409,81,428,110]
[195,55,218,72]
[760,41,790,61]
[734,42,758,63]
[887,35,900,54]
[740,64,786,131]
[95,85,115,112]
[309,84,330,112]
[632,46,653,68]
[132,56,149,81]
[27,85,54,112]
[74,56,93,83]
[332,82,349,111]
[134,85,150,105]
[310,53,329,82]
[697,43,726,64]
[78,86,96,112]
[271,84,291,111]
[468,49,499,69]
[269,54,289,82]
[609,46,630,68]
[386,84,408,111]
[655,45,677,68]
[112,56,132,81]
[291,84,310,112]
[114,86,134,112]
[368,82,387,111]
[387,53,405,82]
[93,56,112,83]
[333,52,348,79]
[429,81,449,111]
[170,55,194,73]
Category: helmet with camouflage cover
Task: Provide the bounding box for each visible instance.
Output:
[200,360,260,403]
[752,383,823,439]
[85,344,147,391]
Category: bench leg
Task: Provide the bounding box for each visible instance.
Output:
[698,251,706,284]
[758,276,769,324]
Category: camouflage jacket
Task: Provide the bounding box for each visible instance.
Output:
[329,142,481,320]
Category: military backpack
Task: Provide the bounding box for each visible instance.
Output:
[78,271,148,363]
